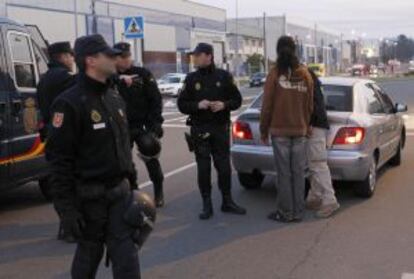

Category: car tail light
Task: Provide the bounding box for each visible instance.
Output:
[333,127,365,145]
[232,121,253,140]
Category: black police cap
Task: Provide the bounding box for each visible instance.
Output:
[74,34,122,59]
[48,41,73,56]
[113,42,132,56]
[190,43,214,55]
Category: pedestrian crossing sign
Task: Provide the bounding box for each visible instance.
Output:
[124,16,144,39]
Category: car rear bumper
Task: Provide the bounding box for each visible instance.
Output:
[231,144,370,181]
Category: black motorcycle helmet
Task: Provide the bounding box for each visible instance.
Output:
[136,133,161,161]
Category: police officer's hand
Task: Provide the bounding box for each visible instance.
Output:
[210,101,225,113]
[120,75,138,88]
[198,100,211,110]
[62,210,85,239]
[151,124,164,138]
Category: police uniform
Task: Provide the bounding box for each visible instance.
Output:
[37,41,76,141]
[36,41,76,242]
[46,35,141,279]
[177,43,246,220]
[114,42,165,207]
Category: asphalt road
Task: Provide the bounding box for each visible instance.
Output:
[1,81,414,279]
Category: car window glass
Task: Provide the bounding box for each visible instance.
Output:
[33,42,48,76]
[321,85,353,112]
[8,33,37,89]
[363,84,385,114]
[370,84,394,114]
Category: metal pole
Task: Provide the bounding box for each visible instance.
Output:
[74,0,78,38]
[91,0,97,34]
[263,12,268,73]
[235,0,239,78]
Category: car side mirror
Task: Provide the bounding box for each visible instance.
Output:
[395,103,408,113]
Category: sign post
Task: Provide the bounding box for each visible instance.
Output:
[123,16,144,65]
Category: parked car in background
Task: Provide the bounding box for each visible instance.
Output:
[249,72,266,87]
[408,60,414,73]
[157,73,186,97]
[0,17,52,199]
[231,77,407,198]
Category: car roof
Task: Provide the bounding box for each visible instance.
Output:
[0,17,25,27]
[320,76,374,87]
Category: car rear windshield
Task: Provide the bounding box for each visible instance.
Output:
[322,85,353,112]
[250,85,353,112]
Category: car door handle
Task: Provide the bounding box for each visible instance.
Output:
[12,100,22,115]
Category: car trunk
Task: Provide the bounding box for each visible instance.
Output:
[234,109,356,149]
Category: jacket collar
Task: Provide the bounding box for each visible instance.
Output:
[78,73,111,94]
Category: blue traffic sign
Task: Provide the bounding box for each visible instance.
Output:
[124,16,144,39]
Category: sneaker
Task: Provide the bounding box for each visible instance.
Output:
[316,203,340,218]
[306,199,322,211]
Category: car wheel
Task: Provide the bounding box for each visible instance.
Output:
[354,156,377,198]
[389,140,402,167]
[39,177,53,201]
[238,172,264,190]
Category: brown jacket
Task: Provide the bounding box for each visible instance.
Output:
[260,65,314,138]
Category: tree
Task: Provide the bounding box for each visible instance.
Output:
[246,53,264,74]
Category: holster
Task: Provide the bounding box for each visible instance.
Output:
[185,132,195,152]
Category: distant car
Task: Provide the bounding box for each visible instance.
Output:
[231,77,407,198]
[409,61,414,73]
[249,72,266,87]
[157,73,186,97]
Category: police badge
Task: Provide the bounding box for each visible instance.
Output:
[91,110,102,123]
[195,82,201,91]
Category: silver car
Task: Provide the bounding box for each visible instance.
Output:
[231,77,407,198]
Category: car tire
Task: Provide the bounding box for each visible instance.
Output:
[39,177,53,201]
[238,172,264,190]
[389,140,402,167]
[354,156,377,198]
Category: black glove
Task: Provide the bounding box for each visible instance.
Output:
[150,124,164,138]
[61,210,85,239]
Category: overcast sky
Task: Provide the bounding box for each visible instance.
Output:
[194,0,414,38]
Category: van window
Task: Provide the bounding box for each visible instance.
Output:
[8,33,37,89]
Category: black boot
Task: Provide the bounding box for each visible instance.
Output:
[221,194,247,215]
[199,197,213,220]
[154,183,164,208]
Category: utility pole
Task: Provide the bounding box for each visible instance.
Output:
[235,0,239,78]
[74,0,78,38]
[91,0,98,34]
[263,12,268,73]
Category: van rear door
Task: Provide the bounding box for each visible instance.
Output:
[4,28,46,183]
[0,25,11,188]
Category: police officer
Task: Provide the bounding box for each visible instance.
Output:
[113,42,165,207]
[46,34,142,278]
[37,41,76,139]
[178,43,247,220]
[36,41,76,242]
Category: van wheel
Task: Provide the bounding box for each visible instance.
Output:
[389,140,402,167]
[39,177,53,201]
[354,156,377,198]
[238,172,264,190]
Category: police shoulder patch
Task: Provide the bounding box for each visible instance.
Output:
[52,112,64,128]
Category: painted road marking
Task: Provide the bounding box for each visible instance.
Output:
[163,124,187,128]
[402,273,414,279]
[139,162,196,189]
[164,116,188,123]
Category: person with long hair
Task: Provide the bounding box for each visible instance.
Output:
[260,36,314,222]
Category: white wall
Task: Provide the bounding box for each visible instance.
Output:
[111,0,225,22]
[7,6,82,44]
[144,24,176,52]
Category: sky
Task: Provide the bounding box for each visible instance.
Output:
[193,0,414,38]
